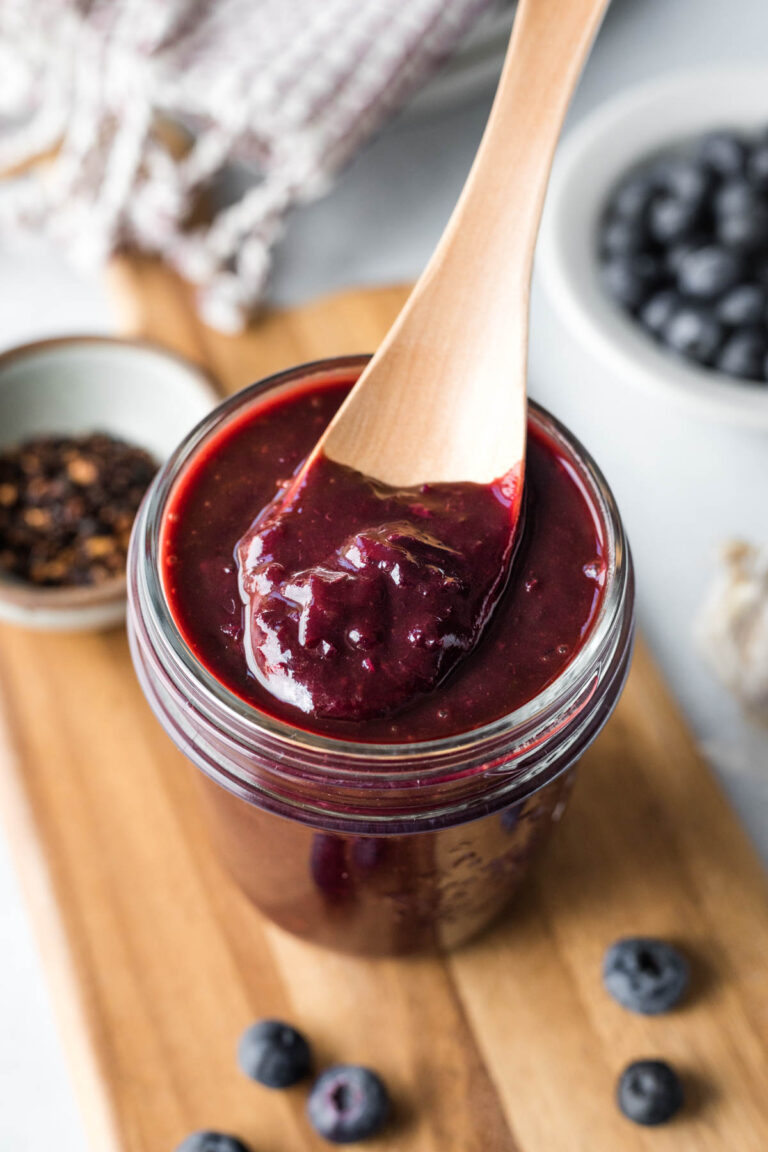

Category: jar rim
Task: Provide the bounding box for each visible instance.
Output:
[130,355,631,790]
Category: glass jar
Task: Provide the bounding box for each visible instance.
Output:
[127,356,634,955]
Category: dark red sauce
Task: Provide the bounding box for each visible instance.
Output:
[235,453,521,721]
[162,379,606,744]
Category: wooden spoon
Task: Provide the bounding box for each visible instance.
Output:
[306,0,609,500]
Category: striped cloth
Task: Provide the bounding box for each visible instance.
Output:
[0,0,493,329]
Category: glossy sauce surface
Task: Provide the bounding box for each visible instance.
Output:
[236,453,520,721]
[162,379,606,744]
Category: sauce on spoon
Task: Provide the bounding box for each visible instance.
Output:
[236,452,522,720]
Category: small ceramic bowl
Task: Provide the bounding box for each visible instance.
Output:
[537,67,768,427]
[0,336,217,631]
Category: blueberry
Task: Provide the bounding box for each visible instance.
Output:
[665,239,701,276]
[698,130,747,178]
[238,1019,312,1088]
[307,1065,390,1144]
[676,245,743,299]
[174,1133,252,1152]
[716,329,767,380]
[617,1060,684,1126]
[747,142,768,191]
[648,194,701,245]
[639,289,681,336]
[716,283,767,326]
[714,178,758,218]
[662,305,723,364]
[716,204,768,251]
[600,216,647,258]
[652,157,710,205]
[601,254,661,311]
[603,937,689,1014]
[610,175,655,224]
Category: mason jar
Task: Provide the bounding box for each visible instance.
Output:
[127,356,635,955]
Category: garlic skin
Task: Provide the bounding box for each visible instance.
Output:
[697,541,768,722]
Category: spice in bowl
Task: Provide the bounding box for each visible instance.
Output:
[0,432,157,587]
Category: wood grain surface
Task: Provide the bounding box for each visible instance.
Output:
[0,259,766,1152]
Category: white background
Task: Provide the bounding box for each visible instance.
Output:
[1,0,767,1148]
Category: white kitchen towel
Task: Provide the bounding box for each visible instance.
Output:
[0,0,493,330]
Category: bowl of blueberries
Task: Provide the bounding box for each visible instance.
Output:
[538,68,768,425]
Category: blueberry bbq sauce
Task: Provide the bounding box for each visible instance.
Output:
[235,450,523,721]
[161,377,606,745]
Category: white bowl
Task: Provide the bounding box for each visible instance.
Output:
[538,67,768,427]
[0,336,217,630]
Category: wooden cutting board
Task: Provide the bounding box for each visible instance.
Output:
[0,258,767,1152]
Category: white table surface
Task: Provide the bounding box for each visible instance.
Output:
[1,1,767,1148]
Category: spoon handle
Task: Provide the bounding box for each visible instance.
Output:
[401,0,611,381]
[321,0,610,488]
[434,0,610,298]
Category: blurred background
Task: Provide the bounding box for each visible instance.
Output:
[1,0,767,1149]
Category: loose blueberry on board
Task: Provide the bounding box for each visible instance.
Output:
[603,937,689,1015]
[639,289,681,336]
[676,245,743,300]
[716,283,767,327]
[697,130,747,178]
[716,330,767,380]
[237,1019,312,1088]
[307,1065,390,1144]
[662,305,722,364]
[174,1133,253,1152]
[617,1060,684,1127]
